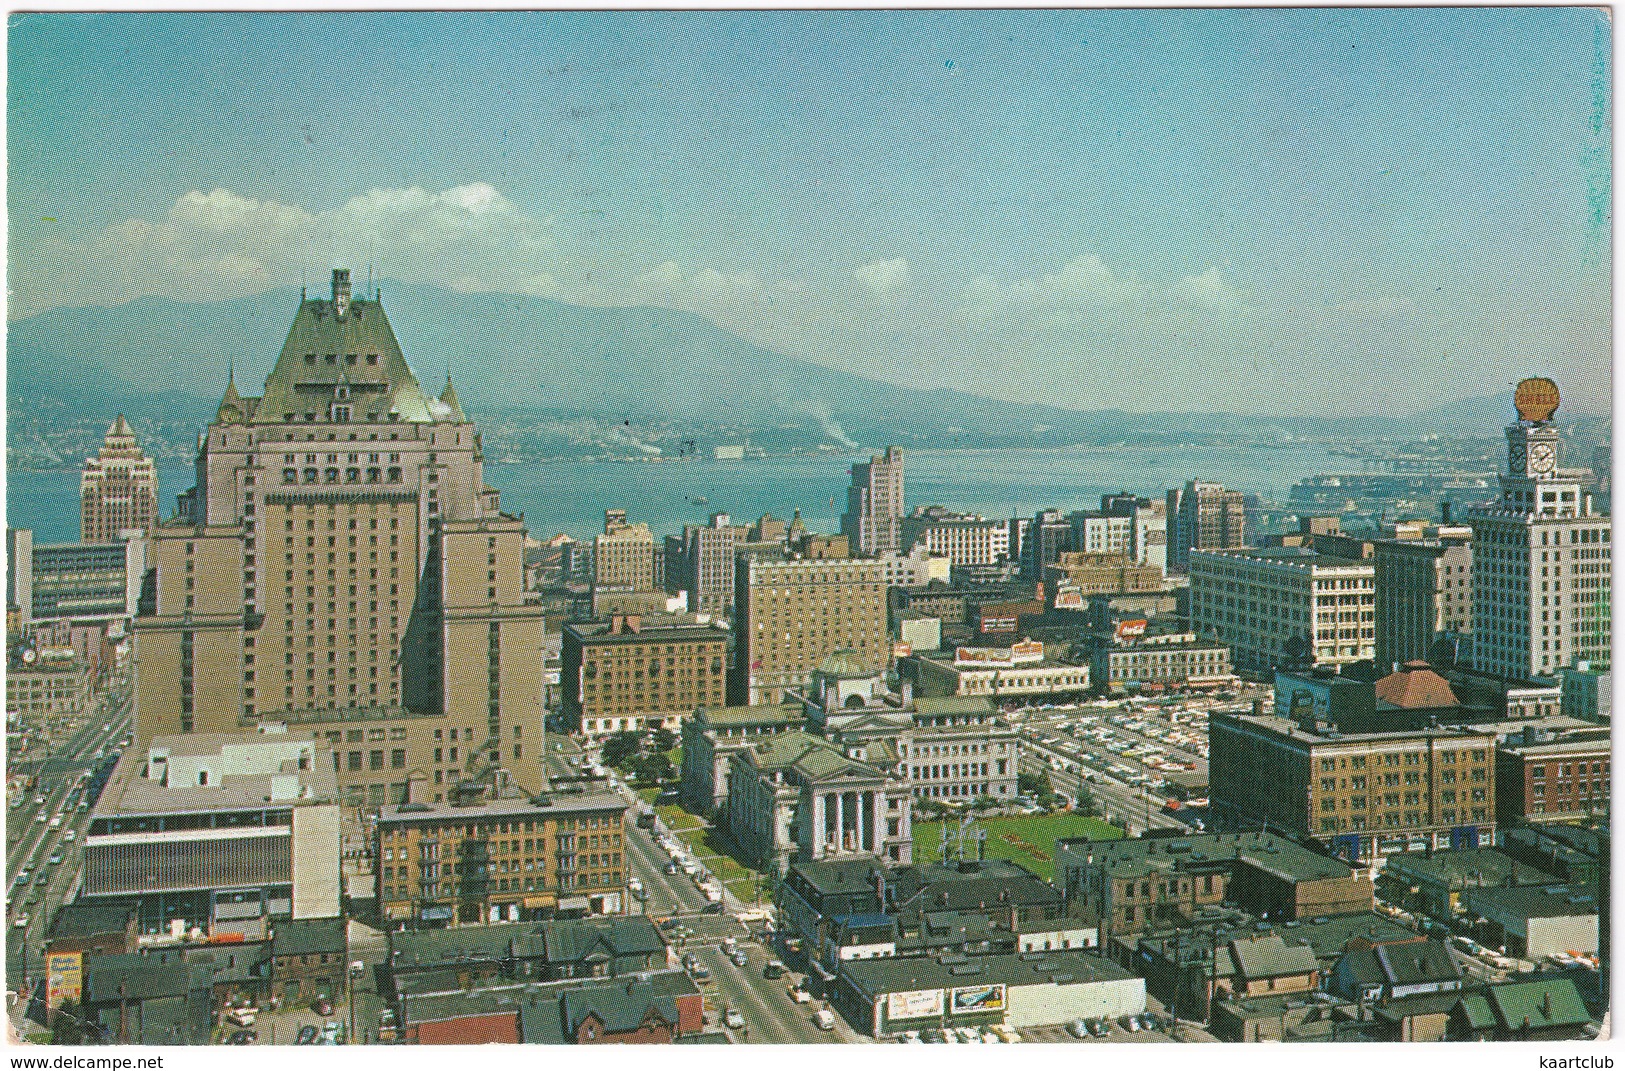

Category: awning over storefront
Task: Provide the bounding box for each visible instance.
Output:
[523,895,556,909]
[419,906,455,921]
[557,896,590,913]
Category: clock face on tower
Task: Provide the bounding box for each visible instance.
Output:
[1530,441,1556,474]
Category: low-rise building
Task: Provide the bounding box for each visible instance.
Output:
[1380,848,1558,921]
[77,732,341,936]
[679,702,803,818]
[375,789,627,926]
[1057,831,1373,940]
[1494,729,1611,827]
[1459,883,1598,959]
[836,947,1143,1036]
[1089,629,1233,694]
[270,916,347,1005]
[1044,552,1163,599]
[910,643,1091,702]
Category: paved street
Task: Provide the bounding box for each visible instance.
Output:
[8,692,132,997]
[687,939,863,1044]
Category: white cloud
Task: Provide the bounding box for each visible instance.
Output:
[629,260,761,310]
[956,254,1144,322]
[15,183,558,315]
[1172,267,1248,311]
[853,257,911,300]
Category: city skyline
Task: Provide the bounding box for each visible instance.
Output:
[8,9,1613,417]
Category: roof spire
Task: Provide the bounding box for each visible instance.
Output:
[439,372,466,423]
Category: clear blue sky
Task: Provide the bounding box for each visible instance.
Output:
[7,9,1612,416]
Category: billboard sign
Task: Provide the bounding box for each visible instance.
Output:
[955,640,1044,669]
[949,983,1006,1014]
[893,642,913,660]
[886,988,944,1020]
[46,951,82,1010]
[1115,619,1148,641]
[1052,587,1085,611]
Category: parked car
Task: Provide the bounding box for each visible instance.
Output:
[227,1030,258,1045]
[813,1008,836,1031]
[731,949,748,967]
[1089,1018,1110,1037]
[1118,1014,1141,1032]
[724,1008,745,1030]
[701,900,724,915]
[1066,1019,1090,1038]
[294,1026,319,1045]
[787,984,811,1003]
[991,1024,1023,1043]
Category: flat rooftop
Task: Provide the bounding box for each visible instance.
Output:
[378,790,625,824]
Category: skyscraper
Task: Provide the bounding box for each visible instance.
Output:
[1166,480,1247,573]
[1468,378,1611,679]
[81,414,158,544]
[133,269,549,810]
[841,446,904,556]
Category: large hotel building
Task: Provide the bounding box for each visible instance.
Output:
[132,270,550,812]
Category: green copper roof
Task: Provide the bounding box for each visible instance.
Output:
[250,272,459,426]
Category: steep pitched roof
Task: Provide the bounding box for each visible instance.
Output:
[254,275,456,426]
[1374,939,1460,986]
[1487,978,1590,1031]
[1229,933,1319,980]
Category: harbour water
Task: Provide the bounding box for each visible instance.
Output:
[8,442,1344,546]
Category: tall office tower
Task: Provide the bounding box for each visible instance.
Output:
[594,509,656,591]
[81,414,159,544]
[672,512,748,616]
[841,446,904,556]
[133,269,549,810]
[1166,479,1247,573]
[732,556,887,705]
[1373,534,1473,671]
[1023,508,1070,579]
[1469,378,1611,679]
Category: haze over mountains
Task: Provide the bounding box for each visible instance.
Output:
[7,283,1602,456]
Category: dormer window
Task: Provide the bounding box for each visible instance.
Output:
[336,384,351,400]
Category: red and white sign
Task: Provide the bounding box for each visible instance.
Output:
[1115,619,1149,640]
[955,640,1044,669]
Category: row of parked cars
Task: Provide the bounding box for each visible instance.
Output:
[1067,1013,1164,1038]
[895,1025,1022,1043]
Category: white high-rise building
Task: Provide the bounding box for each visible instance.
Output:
[1468,379,1611,679]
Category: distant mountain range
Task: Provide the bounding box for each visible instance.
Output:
[6,283,1604,454]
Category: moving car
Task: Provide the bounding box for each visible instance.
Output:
[787,985,811,1003]
[13,913,29,930]
[813,1008,836,1031]
[1118,1014,1141,1032]
[724,1008,745,1030]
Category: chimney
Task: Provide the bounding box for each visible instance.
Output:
[332,268,351,316]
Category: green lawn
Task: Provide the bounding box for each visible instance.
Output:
[912,813,1122,881]
[656,803,705,832]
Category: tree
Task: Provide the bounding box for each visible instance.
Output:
[1072,783,1099,817]
[916,798,950,821]
[629,752,675,787]
[651,726,678,753]
[1018,770,1052,798]
[600,730,644,770]
[971,795,1001,812]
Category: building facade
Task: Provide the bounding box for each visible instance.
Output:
[1494,730,1611,827]
[900,507,1010,566]
[1373,535,1473,671]
[841,447,905,557]
[1089,631,1233,694]
[1469,381,1611,679]
[131,270,550,810]
[78,732,341,935]
[81,415,159,545]
[560,614,730,734]
[667,513,747,616]
[1209,707,1496,861]
[1189,547,1376,673]
[375,789,626,926]
[732,555,887,705]
[594,511,656,593]
[1166,480,1246,574]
